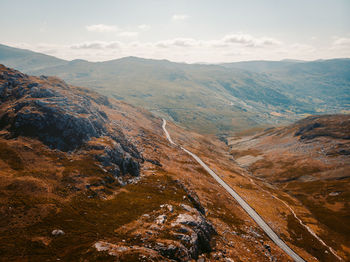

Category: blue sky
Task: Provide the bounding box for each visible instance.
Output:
[1,0,349,62]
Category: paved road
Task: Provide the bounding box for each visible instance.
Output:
[162,119,305,262]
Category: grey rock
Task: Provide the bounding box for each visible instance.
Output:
[155,243,190,261]
[0,66,142,178]
[176,180,206,215]
[51,229,65,236]
[160,204,174,212]
[180,204,195,212]
[172,211,216,259]
[155,214,167,224]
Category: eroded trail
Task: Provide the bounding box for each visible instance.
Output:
[162,119,305,262]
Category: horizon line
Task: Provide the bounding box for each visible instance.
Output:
[1,42,349,65]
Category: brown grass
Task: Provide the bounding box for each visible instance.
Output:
[230,149,261,158]
[0,174,190,260]
[286,214,336,261]
[0,141,24,170]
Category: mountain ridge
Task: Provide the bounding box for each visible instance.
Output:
[1,43,349,135]
[3,43,349,65]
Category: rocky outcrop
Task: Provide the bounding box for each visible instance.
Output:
[96,201,216,261]
[292,114,350,156]
[93,241,165,261]
[0,67,107,151]
[176,180,206,215]
[0,64,142,177]
[294,115,350,141]
[168,205,216,259]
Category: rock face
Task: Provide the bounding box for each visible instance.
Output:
[294,114,350,141]
[97,200,217,261]
[0,64,142,177]
[93,142,141,177]
[0,67,107,151]
[169,210,216,259]
[293,114,350,156]
[176,180,206,215]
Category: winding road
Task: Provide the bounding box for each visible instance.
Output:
[162,119,305,262]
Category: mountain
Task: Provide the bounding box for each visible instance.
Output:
[220,59,304,73]
[1,43,349,135]
[0,64,216,261]
[229,114,350,260]
[222,58,350,109]
[221,58,350,75]
[2,65,348,261]
[0,44,66,72]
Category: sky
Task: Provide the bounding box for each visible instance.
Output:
[1,0,349,63]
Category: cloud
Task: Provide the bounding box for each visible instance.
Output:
[156,38,200,48]
[332,37,350,47]
[289,43,315,52]
[154,35,281,49]
[118,31,138,37]
[330,37,350,55]
[71,41,122,49]
[138,24,151,31]
[172,14,189,21]
[86,24,119,32]
[214,34,282,48]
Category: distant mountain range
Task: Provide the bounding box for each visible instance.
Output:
[1,43,349,134]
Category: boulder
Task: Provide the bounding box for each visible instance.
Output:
[172,211,216,259]
[51,229,65,236]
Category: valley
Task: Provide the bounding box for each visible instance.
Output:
[1,64,349,261]
[0,49,349,262]
[0,65,302,261]
[162,119,305,262]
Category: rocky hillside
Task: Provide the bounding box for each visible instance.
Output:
[229,114,350,261]
[0,65,301,261]
[0,64,141,176]
[1,65,346,261]
[0,65,217,261]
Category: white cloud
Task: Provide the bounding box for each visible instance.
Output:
[330,37,350,56]
[332,37,350,47]
[215,34,282,48]
[156,38,200,48]
[138,24,151,31]
[71,41,122,49]
[86,24,119,32]
[289,43,315,52]
[118,31,138,37]
[172,14,189,21]
[154,34,280,50]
